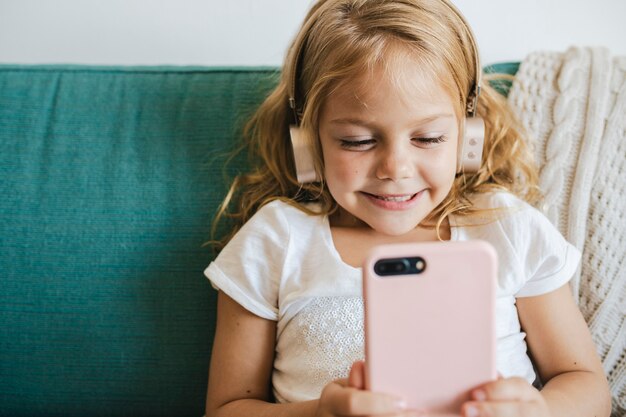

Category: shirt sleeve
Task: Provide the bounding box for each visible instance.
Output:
[514,206,581,298]
[204,201,290,320]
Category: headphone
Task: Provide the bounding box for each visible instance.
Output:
[287,0,485,184]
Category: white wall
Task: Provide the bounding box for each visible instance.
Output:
[0,0,624,67]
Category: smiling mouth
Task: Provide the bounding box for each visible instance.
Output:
[363,192,418,202]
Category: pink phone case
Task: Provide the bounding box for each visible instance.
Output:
[363,240,497,416]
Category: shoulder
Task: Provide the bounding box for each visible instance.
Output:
[465,191,567,248]
[240,199,313,234]
[466,191,550,230]
[469,191,532,212]
[216,200,292,261]
[206,200,301,320]
[227,199,323,252]
[458,191,581,296]
[249,199,293,224]
[251,199,319,224]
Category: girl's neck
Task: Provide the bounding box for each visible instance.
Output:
[328,208,450,239]
[329,213,451,268]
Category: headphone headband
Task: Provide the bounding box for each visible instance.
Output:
[441,0,482,117]
[287,0,482,121]
[286,0,333,124]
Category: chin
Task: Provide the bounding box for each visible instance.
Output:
[367,219,419,236]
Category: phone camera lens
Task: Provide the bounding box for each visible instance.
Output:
[374,259,410,276]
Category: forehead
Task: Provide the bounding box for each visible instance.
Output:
[326,53,458,115]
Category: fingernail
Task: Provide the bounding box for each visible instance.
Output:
[473,389,486,401]
[465,405,480,417]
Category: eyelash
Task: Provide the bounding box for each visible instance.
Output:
[339,135,446,149]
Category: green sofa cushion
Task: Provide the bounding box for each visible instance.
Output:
[0,65,278,417]
[0,63,517,416]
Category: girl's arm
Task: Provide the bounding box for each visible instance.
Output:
[205,291,410,417]
[205,291,313,417]
[462,283,612,417]
[517,283,611,416]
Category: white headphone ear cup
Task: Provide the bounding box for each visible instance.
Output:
[289,125,319,183]
[457,117,485,173]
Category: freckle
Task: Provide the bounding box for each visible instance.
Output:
[574,362,577,365]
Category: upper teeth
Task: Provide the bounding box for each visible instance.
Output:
[375,194,413,202]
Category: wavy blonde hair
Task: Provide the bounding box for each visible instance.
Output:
[211,0,540,250]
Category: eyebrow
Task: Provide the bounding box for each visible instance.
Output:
[329,113,454,126]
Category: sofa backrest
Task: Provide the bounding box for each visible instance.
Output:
[0,65,278,416]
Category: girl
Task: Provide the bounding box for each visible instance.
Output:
[204,0,611,416]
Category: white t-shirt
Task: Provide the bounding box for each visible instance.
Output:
[204,192,581,403]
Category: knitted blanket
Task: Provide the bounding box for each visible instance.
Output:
[508,46,626,416]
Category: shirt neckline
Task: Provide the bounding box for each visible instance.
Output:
[320,213,363,273]
[320,212,461,273]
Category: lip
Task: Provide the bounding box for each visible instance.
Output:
[361,190,425,210]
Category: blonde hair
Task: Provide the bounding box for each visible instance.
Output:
[211,0,540,249]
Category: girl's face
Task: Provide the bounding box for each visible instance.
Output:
[318,61,460,236]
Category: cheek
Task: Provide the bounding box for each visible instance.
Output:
[422,143,458,183]
[320,139,363,187]
[324,152,362,187]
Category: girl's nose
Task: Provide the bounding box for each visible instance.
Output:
[375,146,414,181]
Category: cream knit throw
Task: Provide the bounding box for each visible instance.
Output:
[508,46,626,416]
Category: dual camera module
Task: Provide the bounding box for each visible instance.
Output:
[374,256,427,276]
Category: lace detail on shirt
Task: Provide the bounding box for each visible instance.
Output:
[287,296,365,394]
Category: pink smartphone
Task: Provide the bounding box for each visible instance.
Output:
[363,240,497,416]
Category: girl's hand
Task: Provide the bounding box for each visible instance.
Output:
[315,361,421,417]
[462,376,551,417]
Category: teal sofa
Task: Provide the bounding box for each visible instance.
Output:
[0,63,516,416]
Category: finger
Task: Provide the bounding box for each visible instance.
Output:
[463,399,546,417]
[325,382,407,416]
[348,360,366,389]
[334,378,349,388]
[470,377,540,402]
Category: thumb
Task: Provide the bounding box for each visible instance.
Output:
[348,360,366,389]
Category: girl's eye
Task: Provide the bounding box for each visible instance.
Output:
[414,135,446,145]
[339,138,376,150]
[338,135,446,150]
